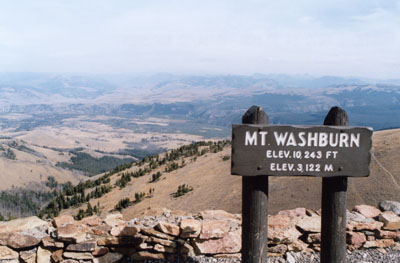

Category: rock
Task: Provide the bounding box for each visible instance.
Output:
[0,216,48,234]
[97,235,147,246]
[108,246,135,256]
[375,239,395,248]
[346,232,366,248]
[5,233,40,249]
[286,252,296,263]
[363,230,375,236]
[379,211,400,230]
[93,252,123,263]
[180,219,201,238]
[347,211,374,224]
[92,247,109,257]
[347,220,384,231]
[156,221,180,237]
[312,244,321,252]
[42,236,64,248]
[110,224,139,236]
[132,251,166,260]
[379,200,400,215]
[199,220,231,239]
[0,246,18,260]
[104,213,124,227]
[141,227,175,240]
[393,242,400,251]
[306,209,319,217]
[79,215,101,227]
[353,205,382,218]
[60,260,79,263]
[268,227,302,244]
[214,253,241,258]
[153,244,177,253]
[37,246,52,263]
[179,243,195,256]
[0,259,18,263]
[66,241,97,252]
[376,229,400,240]
[0,233,9,246]
[137,243,153,250]
[148,237,177,248]
[20,248,37,263]
[268,214,292,229]
[193,229,241,254]
[296,216,321,233]
[0,216,49,238]
[109,221,126,235]
[363,240,377,248]
[92,225,111,235]
[199,210,240,222]
[278,208,306,219]
[52,249,64,262]
[269,220,307,251]
[63,252,94,260]
[364,239,395,248]
[268,244,287,255]
[287,240,309,252]
[306,233,321,244]
[53,215,75,228]
[57,224,87,243]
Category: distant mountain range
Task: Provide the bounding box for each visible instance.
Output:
[0,73,399,132]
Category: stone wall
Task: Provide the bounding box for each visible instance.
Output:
[1,201,400,262]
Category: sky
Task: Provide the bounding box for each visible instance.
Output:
[0,0,399,78]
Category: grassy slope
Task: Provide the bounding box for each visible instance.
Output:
[62,129,400,218]
[0,141,84,190]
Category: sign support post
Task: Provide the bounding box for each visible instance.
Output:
[321,106,349,263]
[233,105,372,263]
[241,106,269,263]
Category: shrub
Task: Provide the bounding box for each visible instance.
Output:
[171,184,193,198]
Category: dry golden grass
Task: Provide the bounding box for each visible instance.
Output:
[3,116,203,153]
[0,116,205,191]
[0,142,84,190]
[59,129,400,219]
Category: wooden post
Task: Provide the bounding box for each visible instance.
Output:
[321,106,349,263]
[241,106,269,263]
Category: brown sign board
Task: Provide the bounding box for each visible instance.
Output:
[231,124,373,177]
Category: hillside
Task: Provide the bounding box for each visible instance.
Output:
[0,138,85,190]
[56,128,400,219]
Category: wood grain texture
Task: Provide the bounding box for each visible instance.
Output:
[241,106,269,263]
[321,106,349,263]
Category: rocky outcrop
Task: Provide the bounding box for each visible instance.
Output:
[1,203,400,261]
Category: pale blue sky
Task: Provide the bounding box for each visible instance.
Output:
[0,0,399,78]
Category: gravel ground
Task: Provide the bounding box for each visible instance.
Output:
[124,249,400,263]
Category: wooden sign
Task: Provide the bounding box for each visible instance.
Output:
[231,124,372,177]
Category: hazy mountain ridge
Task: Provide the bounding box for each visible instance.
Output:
[0,73,115,106]
[0,73,399,131]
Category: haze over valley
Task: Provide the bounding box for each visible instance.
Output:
[0,73,399,218]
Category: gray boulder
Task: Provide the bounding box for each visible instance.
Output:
[378,200,400,215]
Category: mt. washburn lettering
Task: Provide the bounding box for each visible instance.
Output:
[245,130,361,147]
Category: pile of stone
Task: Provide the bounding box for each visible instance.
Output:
[0,201,400,262]
[267,201,400,256]
[0,210,241,263]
